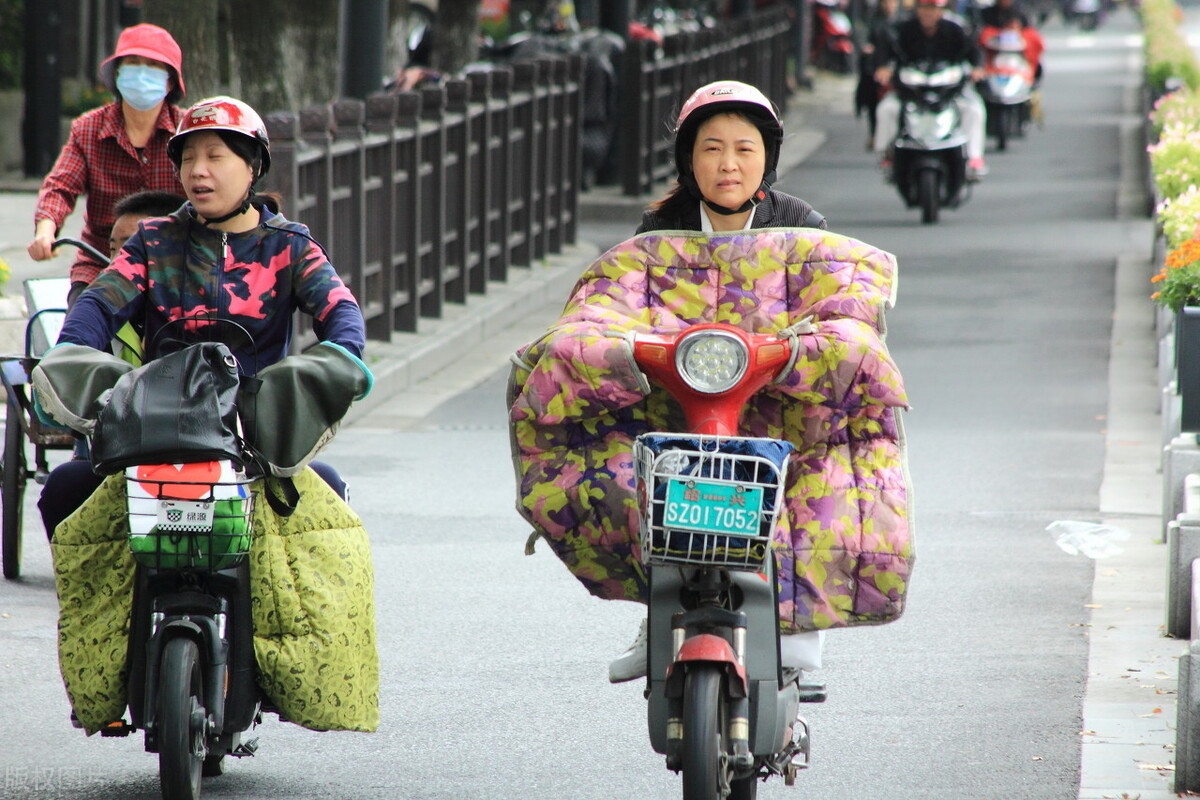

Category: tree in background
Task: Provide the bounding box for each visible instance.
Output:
[430,0,483,75]
[0,0,20,90]
[144,0,341,113]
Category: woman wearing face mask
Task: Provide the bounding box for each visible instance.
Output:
[28,23,186,306]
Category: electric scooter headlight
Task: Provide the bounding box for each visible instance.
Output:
[676,330,749,394]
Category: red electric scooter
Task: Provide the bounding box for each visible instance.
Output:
[631,322,825,800]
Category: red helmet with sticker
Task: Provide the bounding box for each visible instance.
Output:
[168,96,271,181]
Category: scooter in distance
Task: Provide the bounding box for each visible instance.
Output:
[811,0,855,73]
[888,60,972,224]
[978,28,1035,151]
[630,322,826,799]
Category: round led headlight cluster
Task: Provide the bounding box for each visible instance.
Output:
[675,330,748,394]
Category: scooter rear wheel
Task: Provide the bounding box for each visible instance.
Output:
[682,665,724,800]
[159,637,206,800]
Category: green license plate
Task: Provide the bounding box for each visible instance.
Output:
[664,479,764,536]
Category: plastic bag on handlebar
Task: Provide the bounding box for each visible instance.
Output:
[90,342,244,475]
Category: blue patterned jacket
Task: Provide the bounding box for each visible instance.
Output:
[59,202,366,374]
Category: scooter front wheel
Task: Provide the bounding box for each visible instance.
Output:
[158,637,207,800]
[918,168,941,225]
[682,665,724,800]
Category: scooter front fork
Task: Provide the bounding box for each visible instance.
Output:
[663,609,753,775]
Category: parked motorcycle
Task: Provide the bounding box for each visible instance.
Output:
[978,28,1034,151]
[888,60,972,224]
[630,322,826,799]
[811,0,855,73]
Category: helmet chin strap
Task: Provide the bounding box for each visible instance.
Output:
[198,188,254,226]
[684,169,776,216]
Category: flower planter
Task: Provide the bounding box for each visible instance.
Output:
[1178,306,1200,432]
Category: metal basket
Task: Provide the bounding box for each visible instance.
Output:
[124,465,255,571]
[634,435,790,571]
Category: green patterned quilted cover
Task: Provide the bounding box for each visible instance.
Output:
[52,467,379,735]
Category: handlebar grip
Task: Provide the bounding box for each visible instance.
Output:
[52,237,110,266]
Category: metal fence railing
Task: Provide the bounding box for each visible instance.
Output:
[620,6,793,197]
[255,10,793,345]
[264,55,584,345]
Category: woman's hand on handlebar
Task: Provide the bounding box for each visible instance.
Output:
[28,219,58,261]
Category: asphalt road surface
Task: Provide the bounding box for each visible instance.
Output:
[0,8,1153,799]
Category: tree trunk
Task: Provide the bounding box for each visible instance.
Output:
[143,0,221,104]
[145,0,340,113]
[432,0,481,75]
[226,0,340,112]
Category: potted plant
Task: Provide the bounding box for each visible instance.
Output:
[1154,235,1200,431]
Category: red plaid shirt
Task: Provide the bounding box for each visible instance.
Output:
[34,102,185,284]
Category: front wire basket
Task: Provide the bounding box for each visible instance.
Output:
[634,435,790,571]
[124,463,255,570]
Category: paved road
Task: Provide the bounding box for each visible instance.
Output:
[0,7,1173,799]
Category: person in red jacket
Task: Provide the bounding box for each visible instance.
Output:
[28,23,187,306]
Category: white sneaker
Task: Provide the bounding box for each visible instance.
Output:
[780,630,824,672]
[608,618,648,683]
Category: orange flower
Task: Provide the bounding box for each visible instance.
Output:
[1166,237,1200,270]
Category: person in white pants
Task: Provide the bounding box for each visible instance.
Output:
[872,0,989,179]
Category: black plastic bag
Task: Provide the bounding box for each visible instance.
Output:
[90,342,243,475]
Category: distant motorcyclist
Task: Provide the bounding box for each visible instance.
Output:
[872,0,989,180]
[980,0,1033,28]
[855,0,902,151]
[979,3,1045,89]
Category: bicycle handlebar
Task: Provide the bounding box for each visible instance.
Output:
[52,237,110,267]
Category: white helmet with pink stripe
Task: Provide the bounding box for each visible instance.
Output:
[672,81,784,213]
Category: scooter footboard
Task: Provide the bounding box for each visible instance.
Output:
[646,568,794,757]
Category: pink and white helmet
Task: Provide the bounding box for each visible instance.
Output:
[673,81,784,208]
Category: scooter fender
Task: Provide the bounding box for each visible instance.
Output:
[663,634,749,699]
[141,617,226,749]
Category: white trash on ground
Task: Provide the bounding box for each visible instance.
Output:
[1046,520,1132,558]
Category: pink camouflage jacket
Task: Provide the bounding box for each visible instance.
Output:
[507,228,913,632]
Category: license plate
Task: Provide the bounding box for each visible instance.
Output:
[664,479,763,536]
[157,499,215,531]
